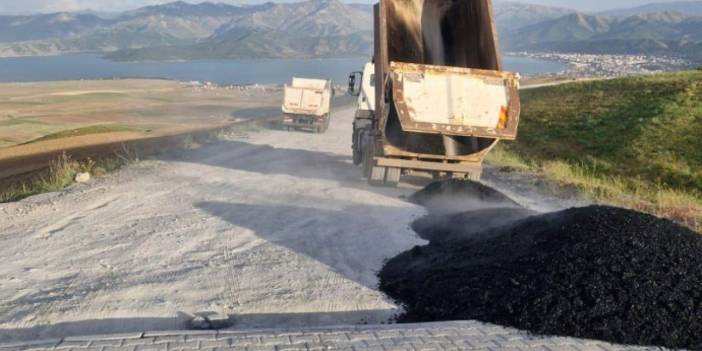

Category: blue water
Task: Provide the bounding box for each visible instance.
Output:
[0,54,565,85]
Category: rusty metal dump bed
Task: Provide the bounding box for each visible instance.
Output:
[389,62,520,140]
[350,0,522,184]
[373,0,521,165]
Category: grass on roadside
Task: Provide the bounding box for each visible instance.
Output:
[0,152,131,203]
[0,120,265,204]
[487,70,702,231]
[487,145,701,231]
[23,124,145,144]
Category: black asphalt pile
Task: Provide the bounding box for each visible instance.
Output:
[409,179,520,214]
[380,205,702,350]
[412,207,538,243]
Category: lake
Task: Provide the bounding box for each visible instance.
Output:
[0,54,565,85]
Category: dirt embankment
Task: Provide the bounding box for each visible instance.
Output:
[0,125,232,180]
[0,79,292,181]
[381,180,702,350]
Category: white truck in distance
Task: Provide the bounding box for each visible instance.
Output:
[282,77,333,133]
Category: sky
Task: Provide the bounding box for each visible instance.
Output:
[0,0,690,14]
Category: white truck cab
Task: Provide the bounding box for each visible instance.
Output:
[354,63,376,116]
[348,62,376,164]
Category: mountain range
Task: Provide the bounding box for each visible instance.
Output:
[503,11,702,56]
[597,1,702,17]
[0,0,701,60]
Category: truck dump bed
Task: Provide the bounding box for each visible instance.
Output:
[374,0,520,161]
[282,77,332,117]
[389,62,520,139]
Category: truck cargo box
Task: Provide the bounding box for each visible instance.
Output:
[282,77,333,133]
[388,62,520,140]
[282,78,332,117]
[360,0,521,183]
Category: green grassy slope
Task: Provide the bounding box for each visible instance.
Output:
[515,71,702,195]
[490,70,702,230]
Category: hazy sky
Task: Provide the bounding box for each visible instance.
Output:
[0,0,690,14]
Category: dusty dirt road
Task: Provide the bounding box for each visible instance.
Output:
[0,105,429,342]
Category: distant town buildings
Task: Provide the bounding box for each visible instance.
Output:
[511,52,692,78]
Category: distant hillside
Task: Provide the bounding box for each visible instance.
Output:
[503,12,702,57]
[107,30,373,61]
[599,1,702,17]
[493,1,576,33]
[1,0,702,60]
[0,13,104,42]
[107,0,373,61]
[0,0,373,59]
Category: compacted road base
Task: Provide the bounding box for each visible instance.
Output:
[0,106,425,342]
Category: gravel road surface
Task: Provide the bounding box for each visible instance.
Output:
[0,105,426,342]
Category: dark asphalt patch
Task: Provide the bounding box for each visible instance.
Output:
[381,203,702,350]
[411,207,539,243]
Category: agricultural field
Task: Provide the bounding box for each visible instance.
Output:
[0,79,281,148]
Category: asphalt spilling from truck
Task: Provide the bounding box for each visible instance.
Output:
[381,180,702,350]
[409,178,522,214]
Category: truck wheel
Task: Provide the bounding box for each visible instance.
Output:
[352,128,364,165]
[353,147,363,165]
[369,166,387,186]
[323,114,331,132]
[362,141,374,179]
[385,167,401,187]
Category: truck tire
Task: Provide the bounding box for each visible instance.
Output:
[352,128,365,165]
[323,113,331,132]
[353,146,363,165]
[385,167,401,187]
[362,138,374,179]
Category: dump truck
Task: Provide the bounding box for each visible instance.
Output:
[282,77,333,133]
[348,0,521,186]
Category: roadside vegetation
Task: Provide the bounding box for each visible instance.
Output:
[0,153,129,203]
[488,70,702,231]
[0,119,270,204]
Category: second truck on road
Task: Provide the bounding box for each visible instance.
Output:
[282,77,333,133]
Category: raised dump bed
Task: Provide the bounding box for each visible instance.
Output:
[350,0,521,185]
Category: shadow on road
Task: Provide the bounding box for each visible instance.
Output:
[195,201,423,291]
[160,140,365,185]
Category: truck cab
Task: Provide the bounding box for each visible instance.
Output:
[348,63,376,165]
[351,63,376,117]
